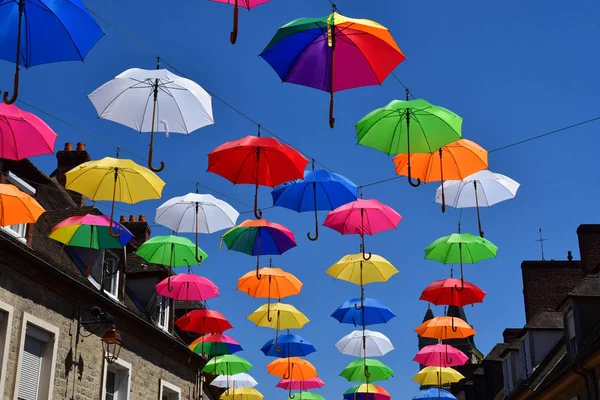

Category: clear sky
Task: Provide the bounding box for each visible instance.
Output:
[3,0,600,397]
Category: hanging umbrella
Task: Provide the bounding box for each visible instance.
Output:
[276,377,325,391]
[208,132,308,218]
[415,316,475,339]
[0,183,45,226]
[340,359,393,383]
[155,273,218,301]
[88,63,214,172]
[356,97,463,187]
[189,333,242,356]
[331,298,395,326]
[393,139,488,212]
[435,169,520,237]
[261,334,316,358]
[221,219,296,279]
[210,0,271,44]
[174,309,232,334]
[413,344,468,368]
[413,388,457,400]
[335,329,394,358]
[343,384,390,400]
[211,373,258,389]
[267,357,318,381]
[0,104,57,160]
[424,233,498,290]
[64,152,165,237]
[419,278,486,307]
[49,214,133,277]
[271,160,358,240]
[291,392,325,400]
[220,388,264,400]
[203,354,253,376]
[323,199,401,260]
[412,366,464,386]
[248,303,309,351]
[0,0,105,104]
[260,7,405,128]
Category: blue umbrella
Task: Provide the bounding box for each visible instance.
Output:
[0,0,105,104]
[331,298,396,326]
[412,388,456,400]
[271,161,358,241]
[260,334,316,357]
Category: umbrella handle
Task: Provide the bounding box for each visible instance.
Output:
[3,70,19,105]
[230,0,239,45]
[451,315,458,332]
[3,0,23,105]
[364,364,371,379]
[329,93,335,128]
[474,181,484,237]
[445,353,453,365]
[408,172,421,188]
[195,246,203,263]
[307,181,319,241]
[307,227,318,241]
[267,298,273,322]
[288,386,295,399]
[148,140,165,172]
[109,173,123,238]
[362,246,372,261]
[254,178,263,219]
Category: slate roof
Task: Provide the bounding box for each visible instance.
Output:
[568,274,600,297]
[523,310,564,330]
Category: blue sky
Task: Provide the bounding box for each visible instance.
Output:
[3,0,600,397]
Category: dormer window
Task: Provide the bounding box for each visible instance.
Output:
[157,296,170,333]
[2,172,35,243]
[88,250,121,301]
[567,309,577,355]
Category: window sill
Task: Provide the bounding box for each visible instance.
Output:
[87,276,122,304]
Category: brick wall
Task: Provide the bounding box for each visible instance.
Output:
[577,224,600,274]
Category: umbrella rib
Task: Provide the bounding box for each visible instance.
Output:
[161,84,191,134]
[42,3,85,61]
[95,81,149,120]
[281,33,325,85]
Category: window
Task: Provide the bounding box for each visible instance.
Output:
[0,301,14,396]
[160,379,181,400]
[14,313,59,400]
[567,309,577,355]
[157,296,170,332]
[2,172,35,242]
[502,358,512,395]
[101,358,131,400]
[88,250,121,301]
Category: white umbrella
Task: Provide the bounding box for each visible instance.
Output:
[88,61,214,172]
[335,329,394,357]
[211,373,258,389]
[434,169,520,237]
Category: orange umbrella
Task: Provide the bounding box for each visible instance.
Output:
[393,139,487,212]
[0,183,45,226]
[267,357,318,381]
[415,316,475,340]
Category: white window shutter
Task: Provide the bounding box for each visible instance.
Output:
[17,335,43,400]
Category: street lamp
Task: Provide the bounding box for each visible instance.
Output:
[101,324,122,363]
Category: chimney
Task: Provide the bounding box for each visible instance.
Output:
[50,142,91,207]
[577,224,600,274]
[120,214,151,248]
[568,251,573,261]
[502,328,522,344]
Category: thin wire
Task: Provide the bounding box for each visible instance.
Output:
[390,72,416,99]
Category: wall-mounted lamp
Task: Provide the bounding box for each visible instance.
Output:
[101,324,122,363]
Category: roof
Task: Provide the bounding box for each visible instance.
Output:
[568,274,600,297]
[484,343,508,361]
[523,311,564,330]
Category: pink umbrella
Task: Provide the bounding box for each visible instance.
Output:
[0,104,57,161]
[323,198,402,260]
[413,343,468,368]
[156,273,219,301]
[276,377,325,390]
[210,0,271,44]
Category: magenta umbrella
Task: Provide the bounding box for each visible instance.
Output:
[156,273,219,302]
[210,0,271,45]
[0,103,57,161]
[276,377,325,391]
[413,343,468,368]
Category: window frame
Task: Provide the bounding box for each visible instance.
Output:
[87,250,122,302]
[157,296,171,333]
[566,309,577,355]
[159,379,181,400]
[13,312,60,400]
[101,357,132,400]
[2,171,36,243]
[0,300,14,396]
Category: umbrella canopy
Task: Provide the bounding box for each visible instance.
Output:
[210,0,271,44]
[326,253,398,285]
[174,309,232,334]
[276,377,325,390]
[88,67,214,172]
[413,388,457,400]
[419,278,486,307]
[0,0,105,104]
[435,169,520,237]
[413,344,469,368]
[335,329,394,358]
[415,316,476,340]
[248,303,309,330]
[155,273,219,301]
[340,359,394,383]
[0,104,57,160]
[292,392,325,400]
[260,10,405,127]
[267,357,318,380]
[238,267,302,300]
[412,366,464,386]
[343,384,391,400]
[208,135,308,219]
[211,373,258,389]
[137,235,208,268]
[203,355,253,375]
[220,388,264,400]
[189,333,242,356]
[331,298,395,326]
[261,334,316,358]
[49,214,133,249]
[0,183,45,226]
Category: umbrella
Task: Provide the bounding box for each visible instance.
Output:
[0,104,57,160]
[413,344,468,368]
[88,63,214,172]
[393,139,488,212]
[271,161,358,241]
[174,309,232,334]
[331,298,395,326]
[155,190,239,259]
[323,199,401,262]
[210,0,271,44]
[0,183,45,226]
[355,96,462,187]
[419,278,486,307]
[413,388,457,400]
[49,214,133,277]
[211,373,258,389]
[155,273,218,301]
[435,169,520,237]
[0,0,104,104]
[208,132,308,219]
[335,329,394,358]
[424,233,498,290]
[412,366,464,386]
[221,219,296,279]
[203,355,253,376]
[292,392,325,400]
[64,153,165,237]
[340,358,393,383]
[248,303,309,351]
[220,388,264,400]
[344,384,390,400]
[261,334,316,358]
[276,378,325,391]
[189,333,242,356]
[267,357,318,381]
[415,316,475,339]
[260,7,405,128]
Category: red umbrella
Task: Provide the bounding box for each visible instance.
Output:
[419,278,486,307]
[207,128,308,219]
[175,309,233,334]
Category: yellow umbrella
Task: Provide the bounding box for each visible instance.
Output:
[220,388,263,400]
[0,184,45,226]
[65,153,165,238]
[248,303,309,351]
[412,366,464,386]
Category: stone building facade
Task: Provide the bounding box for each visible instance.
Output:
[0,142,221,400]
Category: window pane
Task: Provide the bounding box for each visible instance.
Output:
[103,258,119,296]
[105,370,116,399]
[8,223,27,237]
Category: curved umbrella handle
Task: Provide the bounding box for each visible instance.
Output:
[354,302,364,311]
[230,0,239,45]
[307,228,318,241]
[454,277,465,293]
[451,315,458,332]
[363,364,371,379]
[148,142,165,172]
[254,180,263,219]
[4,0,23,105]
[267,297,273,322]
[3,73,19,105]
[283,361,292,379]
[108,170,123,238]
[329,93,335,128]
[195,246,203,263]
[445,352,453,365]
[408,172,421,188]
[307,181,319,241]
[362,246,372,261]
[288,387,295,399]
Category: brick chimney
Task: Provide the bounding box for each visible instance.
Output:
[577,224,600,274]
[120,215,151,248]
[50,142,91,207]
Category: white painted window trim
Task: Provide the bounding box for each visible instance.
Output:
[0,300,14,396]
[157,297,170,333]
[13,312,60,400]
[160,379,182,399]
[88,250,122,303]
[101,357,132,400]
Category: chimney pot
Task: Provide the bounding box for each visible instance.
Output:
[139,215,146,223]
[119,215,126,223]
[76,142,85,151]
[568,251,573,261]
[64,142,72,151]
[51,141,91,207]
[129,215,137,222]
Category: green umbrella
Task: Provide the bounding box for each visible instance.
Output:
[425,232,498,290]
[340,359,394,383]
[136,235,208,267]
[355,90,462,187]
[202,354,252,376]
[296,392,325,400]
